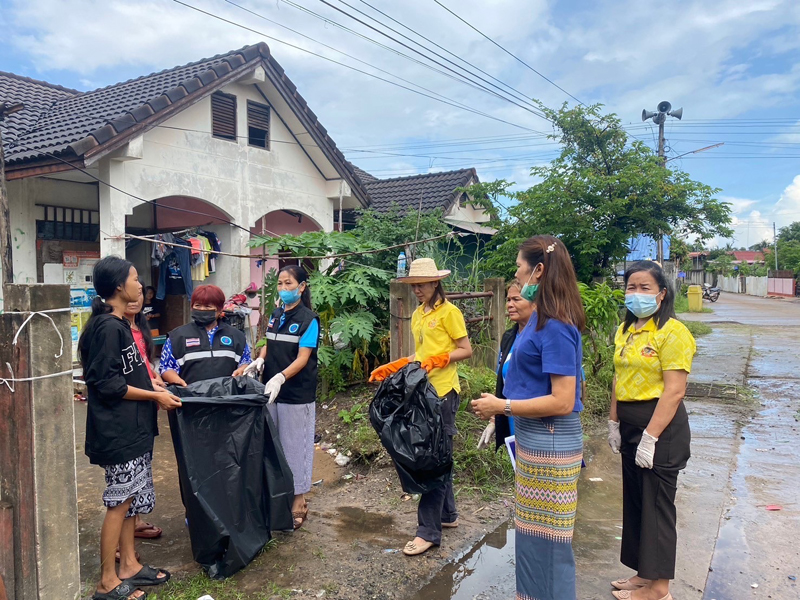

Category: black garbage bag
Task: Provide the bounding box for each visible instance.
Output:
[369,363,453,494]
[167,376,294,579]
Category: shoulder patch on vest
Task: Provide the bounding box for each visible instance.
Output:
[186,338,200,347]
[289,323,300,334]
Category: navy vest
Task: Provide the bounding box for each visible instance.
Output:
[167,321,246,385]
[262,304,319,404]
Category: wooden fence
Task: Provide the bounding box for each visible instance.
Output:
[389,278,506,369]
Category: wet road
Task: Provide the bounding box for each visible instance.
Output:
[418,293,800,600]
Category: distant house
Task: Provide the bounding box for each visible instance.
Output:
[338,166,495,236]
[729,251,765,265]
[688,251,708,270]
[626,234,671,262]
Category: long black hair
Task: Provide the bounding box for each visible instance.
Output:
[623,261,676,331]
[133,308,154,360]
[79,256,134,368]
[279,265,312,309]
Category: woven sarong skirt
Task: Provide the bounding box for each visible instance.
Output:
[514,413,583,600]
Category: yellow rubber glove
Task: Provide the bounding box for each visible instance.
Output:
[369,357,410,382]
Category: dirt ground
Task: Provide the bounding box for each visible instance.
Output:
[76,385,514,600]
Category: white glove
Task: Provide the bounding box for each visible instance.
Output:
[243,357,264,378]
[608,420,621,454]
[477,421,496,450]
[635,430,658,469]
[264,372,285,403]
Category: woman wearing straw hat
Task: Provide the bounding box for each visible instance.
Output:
[370,257,473,556]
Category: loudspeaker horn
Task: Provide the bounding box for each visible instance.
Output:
[642,109,657,121]
[657,100,672,113]
[669,107,683,120]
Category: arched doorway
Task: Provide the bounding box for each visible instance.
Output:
[248,210,322,329]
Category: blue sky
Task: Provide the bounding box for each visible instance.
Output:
[3,0,800,248]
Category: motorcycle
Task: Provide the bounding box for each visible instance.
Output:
[702,283,721,302]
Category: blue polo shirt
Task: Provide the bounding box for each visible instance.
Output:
[503,313,583,412]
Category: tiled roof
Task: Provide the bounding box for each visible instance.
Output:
[0,72,78,156]
[349,164,378,184]
[0,44,370,206]
[1,45,269,164]
[362,168,477,213]
[730,251,764,263]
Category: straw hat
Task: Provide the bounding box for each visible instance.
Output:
[397,258,451,283]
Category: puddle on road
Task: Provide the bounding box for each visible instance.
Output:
[409,519,516,600]
[335,506,406,546]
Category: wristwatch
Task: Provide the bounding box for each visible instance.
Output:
[504,399,512,416]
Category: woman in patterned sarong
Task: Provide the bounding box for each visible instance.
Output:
[472,235,586,600]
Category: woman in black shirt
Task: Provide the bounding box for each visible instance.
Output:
[80,257,181,600]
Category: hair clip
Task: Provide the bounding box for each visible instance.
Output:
[546,243,556,253]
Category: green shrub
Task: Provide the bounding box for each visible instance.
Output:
[457,364,497,407]
[680,319,712,337]
[342,423,383,464]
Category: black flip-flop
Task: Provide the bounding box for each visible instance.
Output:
[92,581,147,599]
[124,564,171,586]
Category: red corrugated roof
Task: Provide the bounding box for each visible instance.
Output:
[730,251,764,262]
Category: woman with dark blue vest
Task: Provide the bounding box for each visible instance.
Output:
[246,265,320,530]
[158,285,251,386]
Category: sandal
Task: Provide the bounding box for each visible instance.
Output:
[124,565,170,587]
[612,592,672,600]
[115,548,141,563]
[611,577,650,591]
[441,520,459,529]
[134,522,162,539]
[402,539,435,556]
[92,581,146,599]
[292,506,309,530]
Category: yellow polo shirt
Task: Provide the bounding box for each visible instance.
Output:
[411,300,468,397]
[614,317,696,402]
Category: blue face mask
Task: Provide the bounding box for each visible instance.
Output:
[279,287,302,305]
[625,293,660,318]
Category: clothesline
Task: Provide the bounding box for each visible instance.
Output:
[105,231,459,261]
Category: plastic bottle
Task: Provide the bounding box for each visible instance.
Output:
[396,251,407,277]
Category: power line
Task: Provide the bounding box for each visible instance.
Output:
[345,0,549,116]
[304,0,549,120]
[432,0,584,106]
[221,0,531,124]
[171,0,538,132]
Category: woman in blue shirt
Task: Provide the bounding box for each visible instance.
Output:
[472,235,586,600]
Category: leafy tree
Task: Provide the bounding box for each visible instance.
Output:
[706,254,735,277]
[671,237,690,269]
[778,221,800,244]
[467,103,733,281]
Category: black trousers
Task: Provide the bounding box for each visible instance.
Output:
[416,390,459,545]
[618,399,691,580]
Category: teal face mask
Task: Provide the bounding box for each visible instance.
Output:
[279,287,302,305]
[520,267,541,302]
[625,293,660,318]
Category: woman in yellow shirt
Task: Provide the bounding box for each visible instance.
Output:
[370,258,472,556]
[608,261,696,600]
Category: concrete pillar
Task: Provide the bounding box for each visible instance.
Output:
[5,179,37,285]
[389,279,415,362]
[98,159,126,258]
[0,284,80,600]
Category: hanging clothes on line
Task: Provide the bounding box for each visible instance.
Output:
[151,229,223,296]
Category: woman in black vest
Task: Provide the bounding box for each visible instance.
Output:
[158,285,250,386]
[80,256,180,600]
[247,265,320,530]
[477,281,535,451]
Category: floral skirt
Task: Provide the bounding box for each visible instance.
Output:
[514,413,583,600]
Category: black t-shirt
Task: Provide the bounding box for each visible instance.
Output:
[143,298,164,330]
[164,255,184,296]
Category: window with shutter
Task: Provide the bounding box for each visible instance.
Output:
[247,101,270,149]
[211,92,237,141]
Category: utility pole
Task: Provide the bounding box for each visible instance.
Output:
[0,102,24,286]
[642,101,683,264]
[774,222,778,271]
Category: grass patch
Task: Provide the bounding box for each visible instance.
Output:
[148,572,290,600]
[675,294,713,314]
[342,422,383,464]
[452,409,515,499]
[680,319,713,337]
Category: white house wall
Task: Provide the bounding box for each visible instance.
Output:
[6,177,98,284]
[98,80,340,294]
